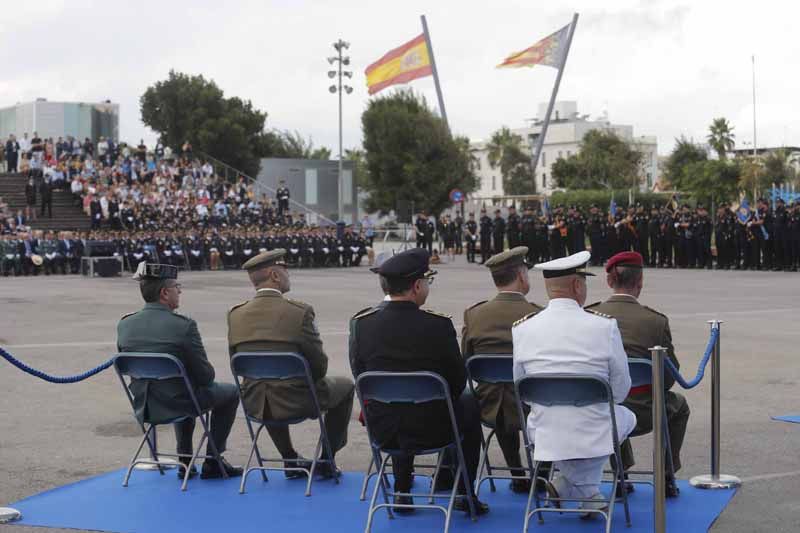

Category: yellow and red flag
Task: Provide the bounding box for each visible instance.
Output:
[365,34,432,95]
[497,23,571,69]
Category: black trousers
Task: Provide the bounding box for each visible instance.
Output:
[466,237,476,262]
[174,382,239,457]
[479,235,491,263]
[392,391,481,496]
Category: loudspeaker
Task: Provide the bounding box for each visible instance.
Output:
[94,258,122,277]
[85,240,116,257]
[396,200,414,224]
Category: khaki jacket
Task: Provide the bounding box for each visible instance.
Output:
[228,289,329,421]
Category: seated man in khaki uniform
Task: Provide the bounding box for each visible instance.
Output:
[586,251,689,497]
[227,249,355,478]
[462,246,542,493]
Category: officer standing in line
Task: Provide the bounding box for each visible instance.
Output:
[521,205,537,264]
[648,205,661,267]
[633,204,649,265]
[492,209,506,255]
[462,247,543,494]
[773,198,789,271]
[276,179,290,217]
[587,204,607,267]
[585,252,688,498]
[789,201,800,271]
[117,262,243,480]
[415,213,427,249]
[479,208,493,264]
[695,204,712,269]
[465,212,478,263]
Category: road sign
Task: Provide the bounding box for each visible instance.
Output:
[449,189,464,203]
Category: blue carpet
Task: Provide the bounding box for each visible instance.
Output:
[772,415,800,424]
[10,469,736,533]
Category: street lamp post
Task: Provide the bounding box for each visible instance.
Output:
[329,40,353,223]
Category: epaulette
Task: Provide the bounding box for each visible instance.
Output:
[284,297,310,310]
[466,300,488,311]
[584,301,602,309]
[422,308,452,320]
[352,306,379,320]
[513,310,539,327]
[585,309,612,319]
[119,311,136,321]
[228,301,248,314]
[172,312,192,322]
[643,305,667,319]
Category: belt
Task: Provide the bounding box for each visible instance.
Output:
[629,384,651,395]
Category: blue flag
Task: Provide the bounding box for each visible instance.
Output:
[609,197,617,216]
[737,199,750,224]
[542,197,550,217]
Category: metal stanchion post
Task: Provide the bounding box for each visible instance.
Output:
[690,321,742,489]
[650,345,667,533]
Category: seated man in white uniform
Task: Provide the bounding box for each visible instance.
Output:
[512,251,636,514]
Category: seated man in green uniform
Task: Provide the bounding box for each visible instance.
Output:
[117,262,243,480]
[227,249,354,479]
[585,251,689,497]
[461,246,542,493]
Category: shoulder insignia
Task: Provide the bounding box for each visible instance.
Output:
[513,310,539,327]
[228,301,248,314]
[352,306,379,320]
[119,312,136,321]
[584,301,602,309]
[585,309,613,319]
[422,308,452,320]
[642,305,668,319]
[466,300,488,311]
[284,297,310,310]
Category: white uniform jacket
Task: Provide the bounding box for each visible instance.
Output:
[512,298,634,461]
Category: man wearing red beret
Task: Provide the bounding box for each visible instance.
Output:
[585,251,689,498]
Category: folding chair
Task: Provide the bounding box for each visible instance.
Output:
[113,352,227,492]
[356,371,477,533]
[465,354,532,496]
[621,358,676,483]
[515,374,631,533]
[230,352,339,497]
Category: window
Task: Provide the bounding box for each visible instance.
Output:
[542,152,547,167]
[542,173,547,188]
[558,151,562,160]
[304,168,318,205]
[492,176,496,190]
[567,150,572,157]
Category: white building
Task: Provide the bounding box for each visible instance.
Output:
[470,101,658,199]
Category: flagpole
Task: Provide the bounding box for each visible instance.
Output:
[420,14,449,131]
[530,13,579,191]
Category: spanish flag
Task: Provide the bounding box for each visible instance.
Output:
[365,34,432,95]
[497,23,571,69]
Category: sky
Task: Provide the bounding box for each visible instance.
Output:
[2,0,799,157]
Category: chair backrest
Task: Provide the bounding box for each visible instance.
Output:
[628,357,654,388]
[465,355,513,384]
[114,352,185,381]
[515,373,611,407]
[356,371,449,404]
[230,352,311,381]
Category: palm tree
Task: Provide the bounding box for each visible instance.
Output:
[485,127,535,194]
[707,118,735,160]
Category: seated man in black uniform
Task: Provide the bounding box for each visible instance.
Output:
[349,248,489,514]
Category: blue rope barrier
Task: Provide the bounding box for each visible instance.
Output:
[0,346,114,384]
[664,326,719,389]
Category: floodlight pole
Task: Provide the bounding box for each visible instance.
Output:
[330,39,352,223]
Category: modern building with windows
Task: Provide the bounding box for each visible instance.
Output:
[470,101,658,200]
[256,158,357,224]
[0,99,119,144]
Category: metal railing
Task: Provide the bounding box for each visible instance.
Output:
[196,150,336,227]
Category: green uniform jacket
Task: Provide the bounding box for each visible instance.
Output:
[461,292,542,431]
[117,302,215,425]
[227,289,328,421]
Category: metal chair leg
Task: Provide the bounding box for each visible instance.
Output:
[443,464,463,533]
[429,451,445,504]
[182,433,205,492]
[360,456,375,501]
[123,425,154,487]
[198,413,227,481]
[483,428,497,493]
[365,453,393,533]
[305,436,323,496]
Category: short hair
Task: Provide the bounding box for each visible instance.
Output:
[248,266,271,286]
[491,264,523,287]
[611,266,642,290]
[381,275,416,296]
[140,279,166,303]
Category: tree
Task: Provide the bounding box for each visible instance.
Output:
[664,136,708,190]
[485,127,536,195]
[267,130,332,159]
[707,117,735,160]
[551,130,643,189]
[762,148,796,186]
[141,70,276,177]
[360,89,478,214]
[680,159,741,205]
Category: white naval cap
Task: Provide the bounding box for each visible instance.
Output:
[534,251,595,279]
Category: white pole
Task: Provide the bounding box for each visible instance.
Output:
[752,55,757,158]
[530,13,579,191]
[337,40,344,223]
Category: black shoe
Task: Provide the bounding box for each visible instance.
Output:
[314,461,341,479]
[666,477,680,498]
[510,478,531,494]
[614,479,635,497]
[176,463,197,480]
[200,457,243,479]
[393,495,415,514]
[284,456,312,480]
[433,471,455,492]
[454,495,490,515]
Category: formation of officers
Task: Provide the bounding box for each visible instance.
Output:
[116,245,688,520]
[2,225,372,276]
[421,197,800,271]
